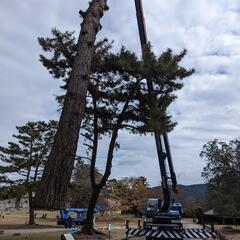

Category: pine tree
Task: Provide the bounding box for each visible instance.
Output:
[33,0,109,209]
[35,29,194,233]
[0,121,57,224]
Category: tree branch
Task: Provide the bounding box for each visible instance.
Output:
[80,133,94,142]
[83,143,93,149]
[77,156,92,162]
[98,78,141,188]
[121,124,139,131]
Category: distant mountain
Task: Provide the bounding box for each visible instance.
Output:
[176,184,207,200]
[150,183,207,204]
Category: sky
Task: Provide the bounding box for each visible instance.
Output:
[0,0,240,186]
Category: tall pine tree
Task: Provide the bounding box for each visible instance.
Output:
[36,29,194,233]
[0,121,57,224]
[34,0,109,209]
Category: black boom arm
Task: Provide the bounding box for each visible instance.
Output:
[134,0,178,211]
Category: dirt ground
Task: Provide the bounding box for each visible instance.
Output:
[222,234,240,240]
[0,212,240,240]
[216,226,240,240]
[0,212,129,240]
[0,232,62,240]
[0,211,136,228]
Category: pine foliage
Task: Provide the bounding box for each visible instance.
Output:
[0,121,57,223]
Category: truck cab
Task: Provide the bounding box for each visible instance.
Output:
[144,198,183,232]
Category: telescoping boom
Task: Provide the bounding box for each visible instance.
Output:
[134,0,178,212]
[125,1,217,239]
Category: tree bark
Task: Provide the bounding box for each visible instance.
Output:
[28,191,35,225]
[82,129,119,234]
[33,0,109,210]
[82,188,101,234]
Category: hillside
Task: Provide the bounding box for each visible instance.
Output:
[150,184,207,206]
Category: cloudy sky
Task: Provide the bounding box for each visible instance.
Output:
[0,0,240,186]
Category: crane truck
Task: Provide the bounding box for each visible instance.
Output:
[125,1,216,239]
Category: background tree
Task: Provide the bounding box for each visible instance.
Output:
[0,121,57,224]
[34,0,109,210]
[70,159,108,211]
[36,29,193,233]
[109,177,150,216]
[70,159,94,208]
[200,139,240,216]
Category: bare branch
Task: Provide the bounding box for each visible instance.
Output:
[80,133,94,142]
[83,143,93,149]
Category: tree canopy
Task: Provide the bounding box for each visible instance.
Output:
[108,177,150,216]
[200,139,240,216]
[37,29,193,232]
[0,120,57,224]
[70,159,107,209]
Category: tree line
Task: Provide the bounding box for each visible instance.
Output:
[201,139,240,217]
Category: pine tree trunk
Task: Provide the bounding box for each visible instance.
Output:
[82,188,101,234]
[82,100,132,233]
[29,207,35,225]
[33,0,108,210]
[28,191,35,225]
[83,132,120,234]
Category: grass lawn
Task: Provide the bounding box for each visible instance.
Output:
[0,232,62,240]
[0,211,139,230]
[0,212,129,240]
[0,211,59,228]
[0,230,125,240]
[73,230,125,240]
[3,212,240,239]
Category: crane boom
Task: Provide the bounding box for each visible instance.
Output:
[134,0,177,212]
[125,2,217,238]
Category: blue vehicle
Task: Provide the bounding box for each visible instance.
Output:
[170,202,183,216]
[58,208,99,228]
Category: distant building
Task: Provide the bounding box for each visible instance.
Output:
[0,195,29,211]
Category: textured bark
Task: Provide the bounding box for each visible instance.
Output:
[82,133,117,234]
[33,0,109,209]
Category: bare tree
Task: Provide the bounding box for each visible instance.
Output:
[33,0,109,209]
